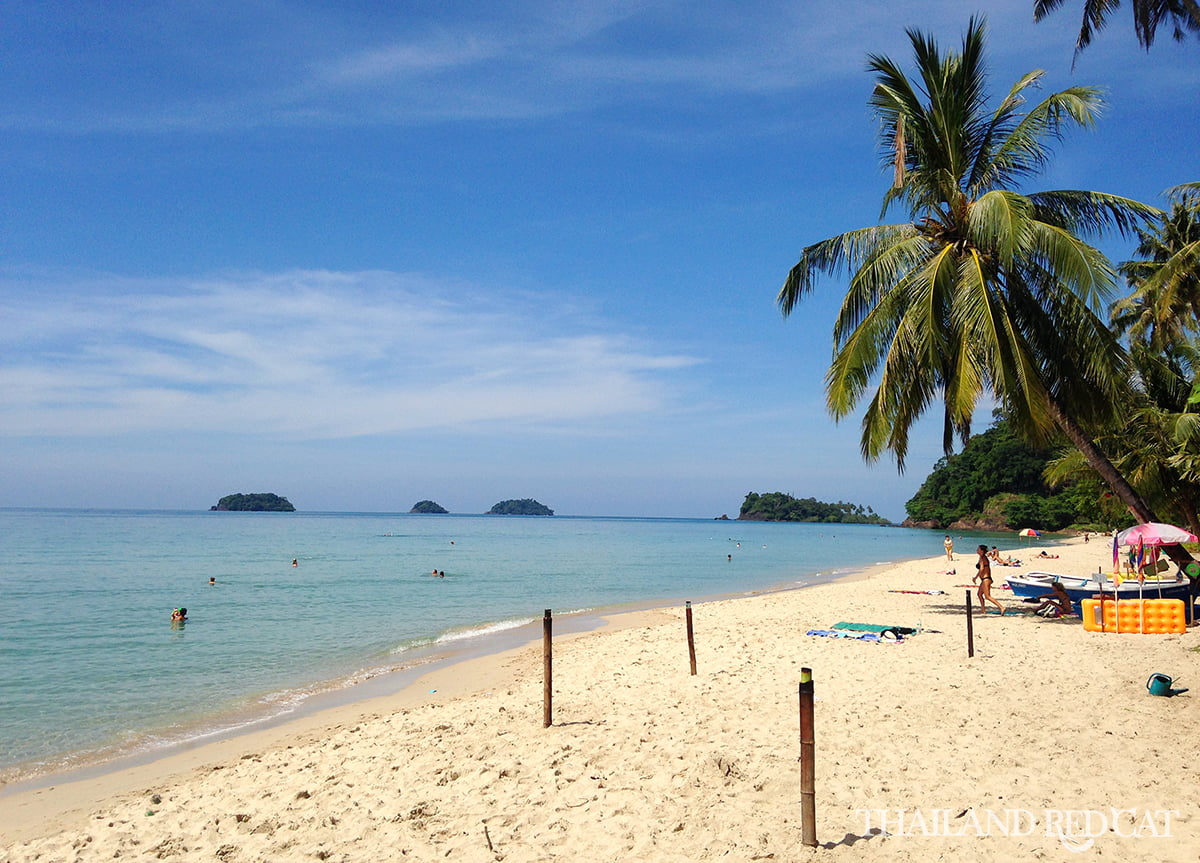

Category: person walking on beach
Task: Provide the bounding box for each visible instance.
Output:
[973,545,1005,615]
[944,535,954,561]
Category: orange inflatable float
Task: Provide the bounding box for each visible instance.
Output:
[1082,598,1186,634]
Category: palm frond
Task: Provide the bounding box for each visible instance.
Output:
[778,224,916,316]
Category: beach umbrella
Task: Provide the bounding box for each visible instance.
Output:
[1018,528,1040,544]
[1115,522,1198,547]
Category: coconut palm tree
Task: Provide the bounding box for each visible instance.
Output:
[1034,0,1200,59]
[777,17,1164,525]
[1044,343,1200,534]
[1112,183,1200,351]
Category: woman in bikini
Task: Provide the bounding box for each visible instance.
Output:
[973,544,1005,615]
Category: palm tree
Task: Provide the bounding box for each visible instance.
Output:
[1034,0,1200,59]
[1044,343,1200,534]
[1112,183,1200,351]
[777,17,1164,526]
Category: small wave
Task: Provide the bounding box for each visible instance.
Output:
[433,617,537,644]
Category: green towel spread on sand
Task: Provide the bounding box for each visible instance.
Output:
[833,621,918,635]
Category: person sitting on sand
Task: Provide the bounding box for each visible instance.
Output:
[989,547,1020,566]
[171,607,188,622]
[1034,582,1073,618]
[973,546,1005,615]
[1036,550,1060,559]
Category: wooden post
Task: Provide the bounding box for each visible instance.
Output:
[685,601,697,675]
[543,609,553,728]
[965,589,975,658]
[798,668,817,848]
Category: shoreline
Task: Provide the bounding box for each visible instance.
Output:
[0,555,884,798]
[0,552,903,842]
[8,534,1196,861]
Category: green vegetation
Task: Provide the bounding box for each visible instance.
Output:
[488,498,554,516]
[410,500,449,514]
[739,492,889,524]
[211,493,295,512]
[904,420,1102,530]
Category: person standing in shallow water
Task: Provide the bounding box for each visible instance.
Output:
[973,544,1005,615]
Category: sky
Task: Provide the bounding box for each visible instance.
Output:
[2,1,1197,520]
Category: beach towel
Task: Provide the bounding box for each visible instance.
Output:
[888,589,945,595]
[806,629,901,643]
[832,621,917,636]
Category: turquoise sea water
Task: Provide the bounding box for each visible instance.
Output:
[0,509,956,783]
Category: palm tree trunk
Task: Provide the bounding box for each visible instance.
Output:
[1178,493,1200,539]
[1046,400,1196,566]
[1045,400,1157,521]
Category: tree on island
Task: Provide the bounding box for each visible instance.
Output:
[776,19,1170,538]
[211,493,295,512]
[488,498,554,516]
[410,500,449,514]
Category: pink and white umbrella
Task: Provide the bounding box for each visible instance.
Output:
[1115,522,1199,547]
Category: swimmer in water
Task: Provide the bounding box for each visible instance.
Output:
[171,607,188,622]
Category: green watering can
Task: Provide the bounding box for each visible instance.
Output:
[1147,673,1187,697]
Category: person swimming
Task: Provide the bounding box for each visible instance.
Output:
[171,607,188,622]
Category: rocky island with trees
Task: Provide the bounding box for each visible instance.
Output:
[210,493,295,512]
[410,500,449,514]
[488,499,554,516]
[738,492,889,524]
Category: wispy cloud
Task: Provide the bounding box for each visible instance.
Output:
[0,269,699,439]
[2,0,1079,134]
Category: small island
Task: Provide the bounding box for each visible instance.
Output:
[737,492,888,524]
[210,493,296,512]
[488,498,554,516]
[410,500,449,514]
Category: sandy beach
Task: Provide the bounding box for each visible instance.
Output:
[3,536,1198,862]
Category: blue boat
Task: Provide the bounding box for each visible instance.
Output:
[1006,570,1193,613]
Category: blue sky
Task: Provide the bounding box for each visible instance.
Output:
[2,1,1197,519]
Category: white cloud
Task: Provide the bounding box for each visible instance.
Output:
[0,269,699,439]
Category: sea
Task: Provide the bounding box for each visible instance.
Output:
[0,508,965,787]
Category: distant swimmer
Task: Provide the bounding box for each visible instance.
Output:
[438,570,446,578]
[171,607,188,622]
[209,577,216,586]
[292,559,298,567]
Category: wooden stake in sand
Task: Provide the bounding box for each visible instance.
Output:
[798,668,817,848]
[965,589,975,658]
[543,609,553,728]
[685,601,697,675]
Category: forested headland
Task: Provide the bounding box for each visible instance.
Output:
[903,419,1116,532]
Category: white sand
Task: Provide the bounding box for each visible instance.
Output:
[2,536,1198,861]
